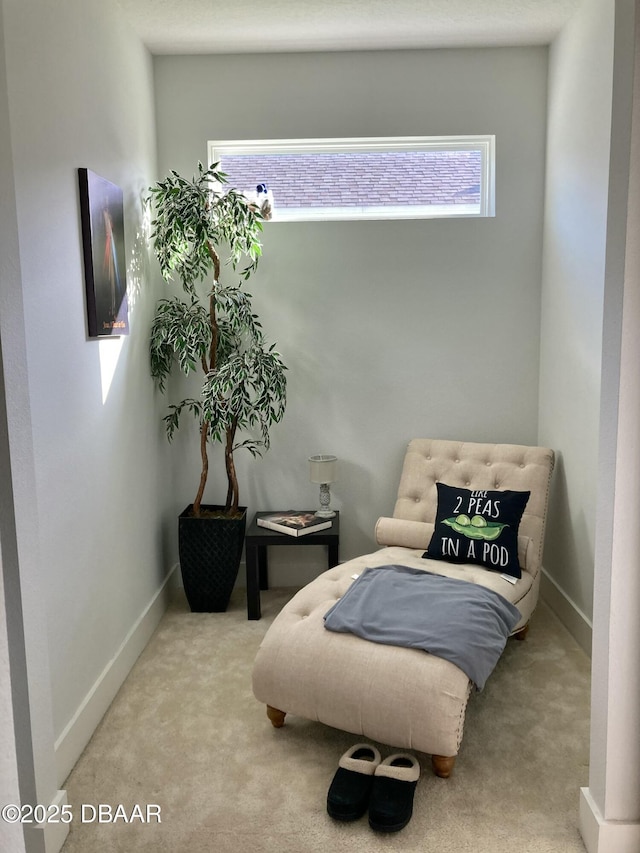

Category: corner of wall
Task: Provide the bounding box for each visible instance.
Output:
[540,569,592,655]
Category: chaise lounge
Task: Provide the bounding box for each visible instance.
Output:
[252,438,554,777]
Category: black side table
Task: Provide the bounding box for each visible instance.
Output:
[245,511,340,620]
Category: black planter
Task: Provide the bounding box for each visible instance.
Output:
[178,504,247,612]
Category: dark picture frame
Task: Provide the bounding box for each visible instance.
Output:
[78,168,128,337]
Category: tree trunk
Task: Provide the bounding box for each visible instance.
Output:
[206,241,220,373]
[193,420,209,517]
[225,419,239,513]
[192,241,221,517]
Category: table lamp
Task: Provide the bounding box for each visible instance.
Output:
[309,455,337,518]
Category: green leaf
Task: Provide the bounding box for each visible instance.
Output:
[147,162,288,507]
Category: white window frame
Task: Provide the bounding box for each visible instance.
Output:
[207,136,495,222]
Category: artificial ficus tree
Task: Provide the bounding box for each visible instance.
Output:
[148,163,286,516]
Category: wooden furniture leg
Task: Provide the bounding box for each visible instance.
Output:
[513,622,530,641]
[431,754,456,778]
[266,705,286,728]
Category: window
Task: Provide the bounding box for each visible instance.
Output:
[207,136,495,222]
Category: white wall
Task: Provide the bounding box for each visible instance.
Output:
[538,0,615,647]
[0,3,63,847]
[154,48,549,580]
[580,1,640,849]
[1,0,174,796]
[0,549,25,853]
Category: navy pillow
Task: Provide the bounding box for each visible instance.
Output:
[424,483,530,579]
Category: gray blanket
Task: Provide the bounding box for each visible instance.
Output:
[323,565,521,690]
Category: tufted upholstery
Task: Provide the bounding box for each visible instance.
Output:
[252,438,554,772]
[390,439,554,582]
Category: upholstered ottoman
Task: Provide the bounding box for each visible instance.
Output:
[252,439,554,776]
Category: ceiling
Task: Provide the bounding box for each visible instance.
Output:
[116,0,581,55]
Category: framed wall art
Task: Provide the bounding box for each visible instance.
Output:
[78,168,129,337]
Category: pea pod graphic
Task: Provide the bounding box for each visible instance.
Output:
[443,514,507,541]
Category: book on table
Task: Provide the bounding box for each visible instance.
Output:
[256,511,333,537]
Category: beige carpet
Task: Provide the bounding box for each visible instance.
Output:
[61,588,590,852]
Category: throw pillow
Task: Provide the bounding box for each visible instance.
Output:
[424,483,531,578]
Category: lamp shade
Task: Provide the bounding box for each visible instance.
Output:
[309,455,337,484]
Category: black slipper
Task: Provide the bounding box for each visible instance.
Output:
[368,753,421,832]
[327,743,382,821]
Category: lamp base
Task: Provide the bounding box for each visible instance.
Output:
[315,482,335,519]
[314,509,336,519]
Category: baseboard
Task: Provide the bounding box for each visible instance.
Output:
[54,567,178,787]
[168,561,184,597]
[540,568,593,656]
[22,789,69,853]
[580,787,640,852]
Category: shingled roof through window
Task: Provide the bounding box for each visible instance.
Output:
[221,150,482,209]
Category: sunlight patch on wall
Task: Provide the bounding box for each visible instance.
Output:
[99,336,125,405]
[126,193,153,313]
